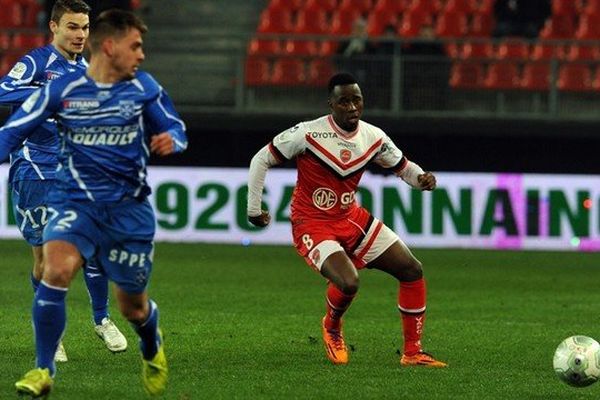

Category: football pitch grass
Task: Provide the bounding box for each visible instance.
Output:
[1,239,600,399]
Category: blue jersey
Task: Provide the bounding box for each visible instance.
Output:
[0,44,87,182]
[0,69,187,202]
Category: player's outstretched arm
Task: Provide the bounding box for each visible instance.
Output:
[247,144,281,227]
[0,56,42,106]
[397,160,436,191]
[144,81,187,156]
[0,86,55,163]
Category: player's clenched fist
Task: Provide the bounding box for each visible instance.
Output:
[150,132,175,156]
[248,210,271,227]
[417,172,436,191]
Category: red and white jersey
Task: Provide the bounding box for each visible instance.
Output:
[269,115,407,221]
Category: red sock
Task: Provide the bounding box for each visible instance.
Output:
[398,278,426,356]
[324,283,355,331]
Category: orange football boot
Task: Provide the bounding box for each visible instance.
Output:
[321,317,348,365]
[400,351,447,368]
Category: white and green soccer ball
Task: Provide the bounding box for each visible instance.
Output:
[553,335,600,387]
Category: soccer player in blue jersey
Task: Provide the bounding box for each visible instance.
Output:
[0,9,187,397]
[0,0,127,362]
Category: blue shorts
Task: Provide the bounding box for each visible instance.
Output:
[10,180,53,246]
[44,198,156,294]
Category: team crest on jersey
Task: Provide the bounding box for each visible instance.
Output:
[119,100,136,118]
[63,99,100,109]
[340,149,352,163]
[312,188,337,210]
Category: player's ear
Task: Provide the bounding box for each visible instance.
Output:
[49,20,58,35]
[103,38,115,57]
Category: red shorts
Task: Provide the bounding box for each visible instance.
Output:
[291,207,399,271]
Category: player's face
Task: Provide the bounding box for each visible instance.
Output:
[329,84,363,131]
[112,28,145,80]
[50,12,90,59]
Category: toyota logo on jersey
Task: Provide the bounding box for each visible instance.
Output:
[312,188,338,210]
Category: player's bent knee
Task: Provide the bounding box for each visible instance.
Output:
[120,306,148,323]
[337,274,360,295]
[403,259,423,281]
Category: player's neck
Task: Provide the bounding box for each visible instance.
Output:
[330,114,358,136]
[51,43,78,62]
[86,60,121,84]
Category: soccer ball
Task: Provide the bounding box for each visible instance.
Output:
[553,335,600,387]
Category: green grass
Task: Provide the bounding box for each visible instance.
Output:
[1,239,600,399]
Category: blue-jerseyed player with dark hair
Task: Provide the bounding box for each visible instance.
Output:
[0,9,187,397]
[0,0,127,362]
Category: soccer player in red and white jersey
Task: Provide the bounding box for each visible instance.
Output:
[247,72,446,367]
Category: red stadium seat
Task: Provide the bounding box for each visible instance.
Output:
[367,9,399,36]
[283,39,319,56]
[539,15,575,39]
[496,39,529,60]
[319,40,339,55]
[339,0,374,14]
[245,56,271,86]
[330,9,362,35]
[374,0,410,14]
[520,62,551,90]
[267,0,304,12]
[0,51,22,75]
[575,15,600,39]
[531,43,565,60]
[435,11,468,38]
[469,13,493,37]
[294,9,329,34]
[551,0,577,16]
[445,42,461,58]
[557,63,593,91]
[583,0,600,17]
[305,0,338,12]
[407,0,444,15]
[449,60,484,89]
[474,0,494,15]
[399,10,433,37]
[483,61,520,90]
[12,33,46,51]
[247,38,281,56]
[21,0,42,28]
[462,41,493,59]
[444,0,475,14]
[565,45,600,61]
[306,58,336,86]
[0,32,10,50]
[271,58,306,86]
[0,0,23,28]
[257,8,293,33]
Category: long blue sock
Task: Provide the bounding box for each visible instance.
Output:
[83,265,109,325]
[33,282,67,376]
[30,272,40,293]
[132,300,161,360]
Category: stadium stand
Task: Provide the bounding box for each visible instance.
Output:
[241,0,600,100]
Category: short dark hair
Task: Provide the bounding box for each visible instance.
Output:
[328,72,359,96]
[50,0,91,24]
[89,9,148,52]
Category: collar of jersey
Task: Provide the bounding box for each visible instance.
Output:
[327,114,359,139]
